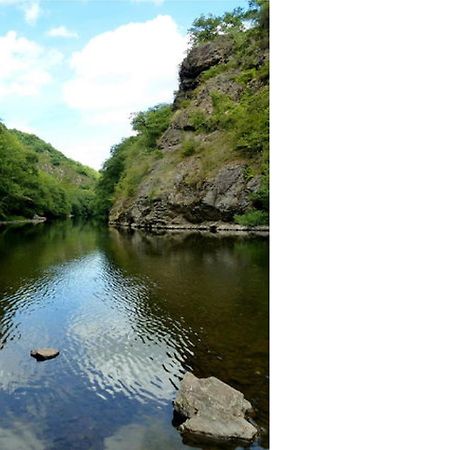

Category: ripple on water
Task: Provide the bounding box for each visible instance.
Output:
[0,226,269,449]
[0,252,195,407]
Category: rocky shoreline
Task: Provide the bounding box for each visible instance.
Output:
[0,216,46,226]
[109,220,269,234]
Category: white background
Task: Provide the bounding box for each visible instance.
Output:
[272,1,450,448]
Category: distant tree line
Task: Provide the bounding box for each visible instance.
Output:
[0,125,97,221]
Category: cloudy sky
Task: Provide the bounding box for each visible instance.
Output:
[0,0,246,169]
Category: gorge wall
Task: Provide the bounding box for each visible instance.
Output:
[101,4,269,231]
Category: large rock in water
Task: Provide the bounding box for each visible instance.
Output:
[30,348,59,361]
[173,372,257,443]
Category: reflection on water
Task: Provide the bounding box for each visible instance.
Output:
[0,221,269,449]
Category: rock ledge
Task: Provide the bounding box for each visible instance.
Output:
[173,372,257,443]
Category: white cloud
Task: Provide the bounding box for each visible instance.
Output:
[23,1,40,25]
[0,1,42,25]
[47,26,78,39]
[53,134,125,170]
[63,15,188,128]
[60,15,187,168]
[0,31,62,98]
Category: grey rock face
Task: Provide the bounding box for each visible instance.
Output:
[177,37,233,94]
[173,372,257,443]
[203,162,249,211]
[30,348,59,361]
[109,161,261,228]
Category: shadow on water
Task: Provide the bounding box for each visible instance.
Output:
[0,221,269,449]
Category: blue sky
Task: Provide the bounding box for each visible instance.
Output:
[0,0,247,169]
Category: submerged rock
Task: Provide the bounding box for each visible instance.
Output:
[30,348,59,361]
[173,372,257,443]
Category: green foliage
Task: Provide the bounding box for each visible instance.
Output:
[188,7,249,46]
[234,210,268,226]
[76,167,88,176]
[154,149,164,160]
[0,125,98,220]
[177,98,191,109]
[188,14,221,44]
[235,60,269,85]
[197,87,269,155]
[248,0,269,48]
[201,63,230,81]
[11,130,98,180]
[131,104,173,151]
[239,170,269,226]
[188,1,269,51]
[250,177,269,212]
[235,67,258,85]
[94,140,127,218]
[188,108,209,132]
[210,92,236,129]
[182,139,197,157]
[95,106,174,219]
[232,87,269,153]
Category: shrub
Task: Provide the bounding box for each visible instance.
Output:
[188,8,249,46]
[130,104,172,151]
[182,139,197,157]
[206,87,269,155]
[201,63,230,81]
[250,185,269,211]
[154,149,164,160]
[188,109,209,132]
[178,98,191,109]
[234,210,268,226]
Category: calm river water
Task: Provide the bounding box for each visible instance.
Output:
[0,221,269,450]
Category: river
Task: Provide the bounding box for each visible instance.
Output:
[0,221,269,450]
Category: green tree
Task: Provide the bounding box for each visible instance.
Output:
[130,104,172,151]
[188,7,251,45]
[94,141,127,218]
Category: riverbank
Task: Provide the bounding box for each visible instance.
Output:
[109,221,269,234]
[0,217,46,226]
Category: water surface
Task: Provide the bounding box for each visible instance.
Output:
[0,221,269,449]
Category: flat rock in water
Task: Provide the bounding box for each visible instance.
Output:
[173,372,257,443]
[30,348,59,361]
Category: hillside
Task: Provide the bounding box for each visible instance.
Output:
[0,125,98,220]
[96,0,269,230]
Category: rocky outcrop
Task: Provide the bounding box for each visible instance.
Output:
[109,32,268,231]
[176,36,233,99]
[109,160,262,229]
[160,73,244,152]
[173,372,257,443]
